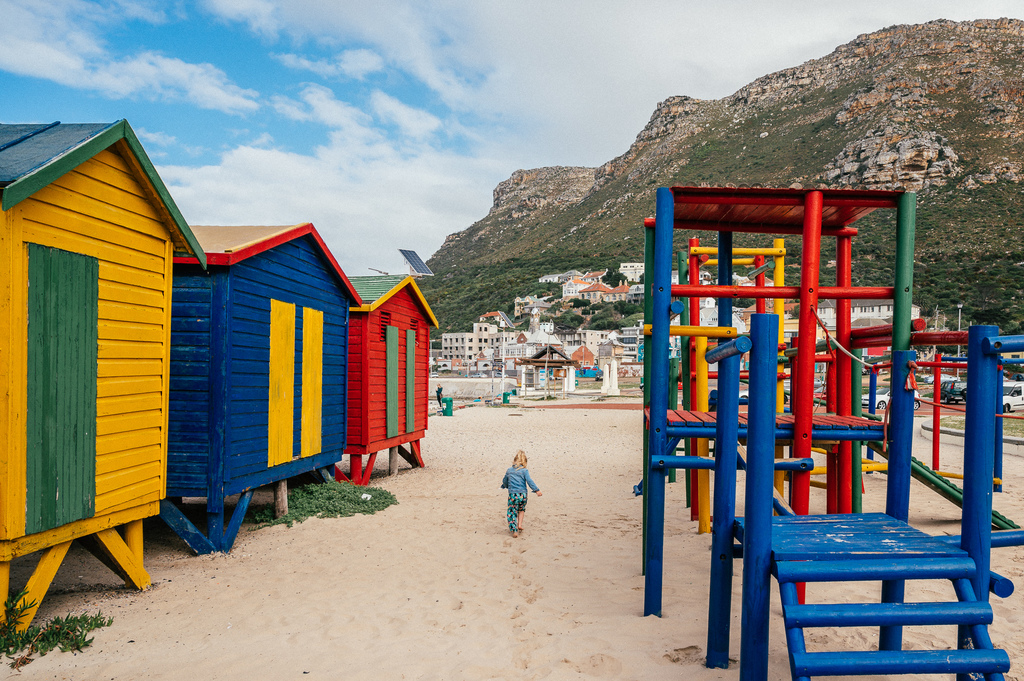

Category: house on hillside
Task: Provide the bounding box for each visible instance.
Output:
[562,278,589,299]
[620,262,644,282]
[605,284,630,302]
[580,282,612,303]
[581,270,607,284]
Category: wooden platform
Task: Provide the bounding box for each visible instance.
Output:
[770,513,966,562]
[658,409,885,442]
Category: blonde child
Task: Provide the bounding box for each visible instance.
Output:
[500,450,542,538]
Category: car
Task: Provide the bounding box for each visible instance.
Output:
[429,372,439,378]
[941,380,968,404]
[862,388,921,412]
[469,372,486,378]
[1003,383,1024,413]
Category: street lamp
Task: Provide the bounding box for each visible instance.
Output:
[957,303,964,375]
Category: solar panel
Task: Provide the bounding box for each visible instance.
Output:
[399,249,433,276]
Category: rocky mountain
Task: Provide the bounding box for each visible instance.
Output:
[421,18,1024,337]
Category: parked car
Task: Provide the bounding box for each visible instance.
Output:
[1003,383,1024,413]
[469,372,486,378]
[941,380,968,404]
[863,388,921,412]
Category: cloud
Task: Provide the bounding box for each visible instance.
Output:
[0,0,259,114]
[274,49,385,80]
[370,91,442,139]
[201,0,280,37]
[160,138,502,277]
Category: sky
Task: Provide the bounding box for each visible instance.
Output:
[2,1,1023,276]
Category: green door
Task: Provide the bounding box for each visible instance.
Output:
[25,244,98,535]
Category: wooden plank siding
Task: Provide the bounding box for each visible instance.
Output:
[2,147,173,540]
[346,286,430,455]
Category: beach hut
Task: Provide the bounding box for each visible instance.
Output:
[339,275,437,484]
[0,120,206,626]
[165,223,360,553]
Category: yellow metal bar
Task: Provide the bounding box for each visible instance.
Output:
[704,257,756,267]
[691,246,787,257]
[643,324,737,338]
[936,470,1002,486]
[773,238,787,497]
[695,337,711,534]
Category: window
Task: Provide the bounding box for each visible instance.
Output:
[380,311,392,341]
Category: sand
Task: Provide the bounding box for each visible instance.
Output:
[10,400,1024,680]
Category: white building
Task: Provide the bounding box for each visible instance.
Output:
[440,323,516,362]
[556,328,611,358]
[620,262,644,282]
[561,277,590,299]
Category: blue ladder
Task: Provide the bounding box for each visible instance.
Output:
[772,514,1009,680]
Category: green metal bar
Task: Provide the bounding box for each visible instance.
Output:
[892,192,916,352]
[668,358,678,483]
[852,348,864,513]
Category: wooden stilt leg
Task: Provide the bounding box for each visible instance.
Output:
[124,519,144,565]
[84,529,150,590]
[350,455,363,484]
[362,453,378,485]
[389,446,399,475]
[275,479,289,518]
[0,561,9,621]
[18,541,73,630]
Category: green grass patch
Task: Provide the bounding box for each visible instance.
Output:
[0,591,112,669]
[941,415,1024,438]
[250,481,398,529]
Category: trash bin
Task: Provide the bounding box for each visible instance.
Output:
[502,392,510,404]
[511,388,517,396]
[442,396,453,416]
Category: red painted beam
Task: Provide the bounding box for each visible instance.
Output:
[849,318,926,340]
[674,220,859,237]
[670,285,895,300]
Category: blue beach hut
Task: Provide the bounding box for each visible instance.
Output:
[163,223,361,553]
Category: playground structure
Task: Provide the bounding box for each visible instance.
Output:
[164,223,360,553]
[0,121,206,626]
[643,185,1023,679]
[339,275,436,485]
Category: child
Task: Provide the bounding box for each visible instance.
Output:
[501,450,542,538]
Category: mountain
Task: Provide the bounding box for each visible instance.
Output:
[420,18,1024,338]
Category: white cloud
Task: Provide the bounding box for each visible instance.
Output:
[136,128,177,146]
[201,0,280,37]
[370,91,441,139]
[0,0,259,114]
[274,49,385,80]
[161,137,501,277]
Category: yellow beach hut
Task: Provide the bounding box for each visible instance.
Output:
[0,120,205,626]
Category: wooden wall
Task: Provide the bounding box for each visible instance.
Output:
[347,285,429,454]
[0,145,172,542]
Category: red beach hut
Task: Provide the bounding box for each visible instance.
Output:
[339,275,437,484]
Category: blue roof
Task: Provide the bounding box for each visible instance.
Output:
[0,122,114,185]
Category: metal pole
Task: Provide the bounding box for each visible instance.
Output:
[836,235,853,513]
[892,192,916,354]
[739,313,778,680]
[643,187,674,617]
[959,325,997,658]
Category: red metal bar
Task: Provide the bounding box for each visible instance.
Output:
[851,330,970,350]
[793,190,823,522]
[670,285,895,300]
[932,364,941,470]
[688,237,700,522]
[836,235,853,514]
[850,318,926,340]
[674,220,859,237]
[754,255,766,314]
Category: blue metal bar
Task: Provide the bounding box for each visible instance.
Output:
[942,355,969,363]
[704,336,752,365]
[963,325,997,602]
[868,370,878,415]
[778,581,811,681]
[642,186,674,617]
[773,458,814,471]
[706,337,740,668]
[785,601,993,628]
[880,349,916,650]
[666,425,884,441]
[774,556,976,583]
[739,314,777,681]
[983,334,1024,355]
[650,455,715,470]
[959,325,999,662]
[792,649,1009,677]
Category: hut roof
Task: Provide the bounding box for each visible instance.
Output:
[180,223,361,305]
[348,274,438,327]
[0,119,205,266]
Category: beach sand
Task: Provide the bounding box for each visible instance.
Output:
[11,400,1024,680]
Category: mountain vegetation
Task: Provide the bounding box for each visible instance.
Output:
[420,19,1024,338]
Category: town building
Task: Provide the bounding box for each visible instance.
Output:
[619,262,644,282]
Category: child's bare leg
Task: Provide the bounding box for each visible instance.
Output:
[518,510,525,531]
